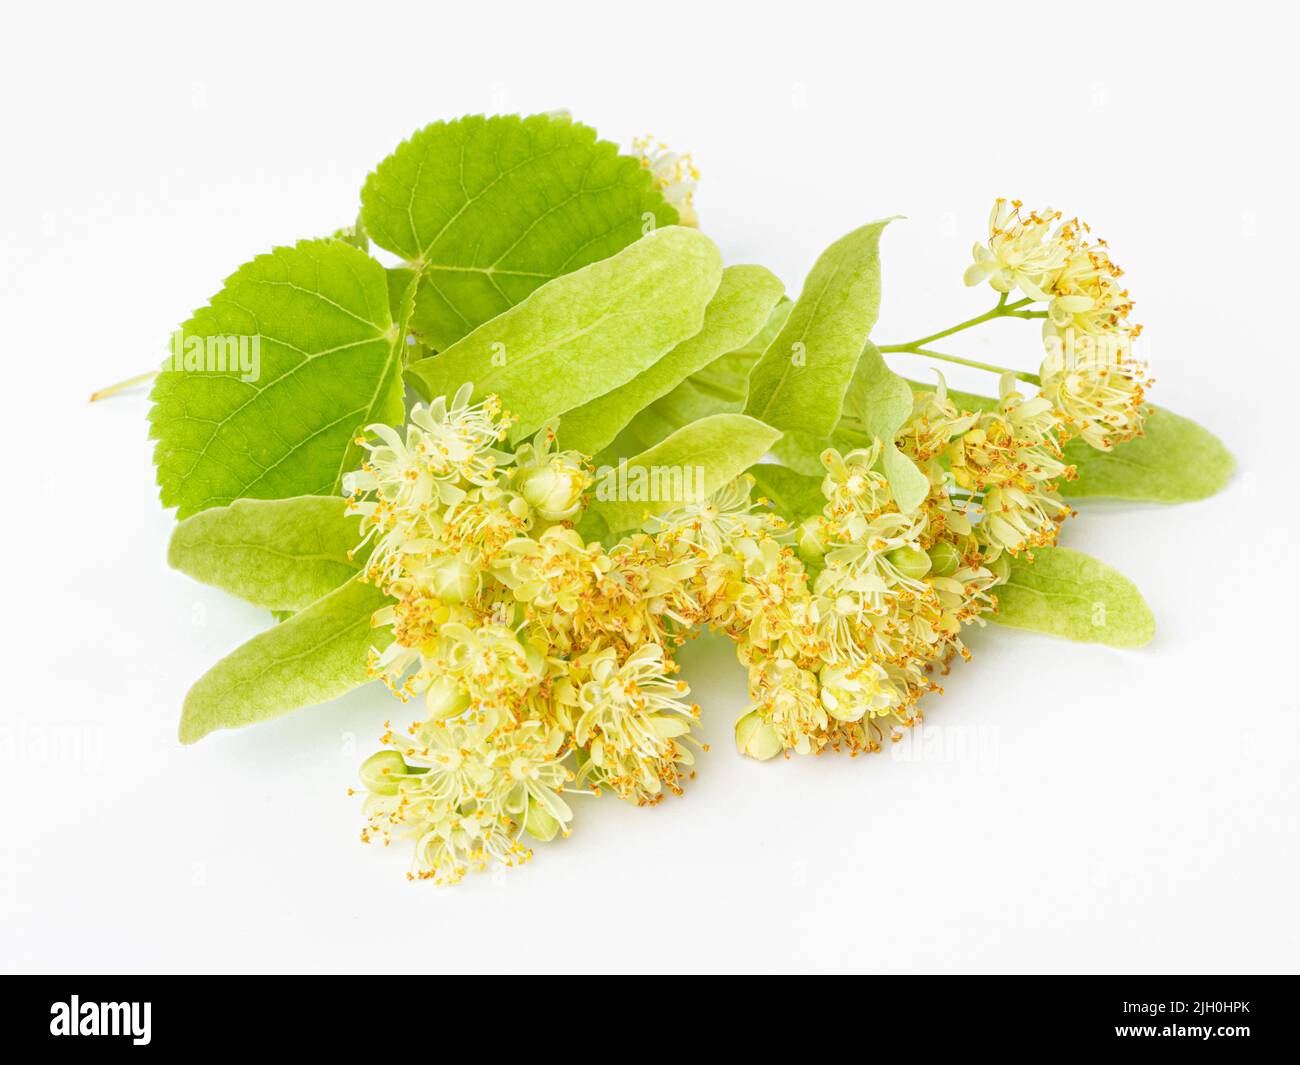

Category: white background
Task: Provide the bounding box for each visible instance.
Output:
[2,0,1296,975]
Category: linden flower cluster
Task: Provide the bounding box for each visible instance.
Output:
[899,373,1075,557]
[342,386,1011,883]
[341,189,1155,884]
[965,198,1150,451]
[344,387,709,883]
[722,442,999,760]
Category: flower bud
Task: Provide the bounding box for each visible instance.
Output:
[927,540,961,578]
[735,711,783,761]
[427,554,479,604]
[359,750,410,796]
[425,676,470,720]
[520,461,587,521]
[886,545,931,580]
[797,516,827,562]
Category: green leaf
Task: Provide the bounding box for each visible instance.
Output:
[606,298,792,460]
[168,496,365,612]
[749,463,825,523]
[405,227,723,441]
[361,113,676,352]
[588,413,782,534]
[149,239,404,519]
[904,380,1234,503]
[558,264,784,456]
[179,574,391,744]
[846,343,929,512]
[743,219,894,458]
[991,547,1155,648]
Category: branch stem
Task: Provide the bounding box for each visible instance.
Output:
[875,296,1041,385]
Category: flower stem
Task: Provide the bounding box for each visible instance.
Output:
[89,369,158,402]
[879,297,1033,352]
[885,347,1040,385]
[875,296,1042,385]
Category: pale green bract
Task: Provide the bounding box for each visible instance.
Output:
[361,113,677,352]
[150,239,405,519]
[587,413,783,534]
[844,343,929,512]
[991,547,1155,648]
[168,496,365,612]
[604,298,792,461]
[406,227,723,441]
[1060,406,1234,502]
[744,219,895,462]
[558,264,784,456]
[179,574,392,744]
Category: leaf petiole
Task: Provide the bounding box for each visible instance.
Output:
[89,369,158,402]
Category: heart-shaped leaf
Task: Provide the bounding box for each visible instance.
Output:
[150,239,404,518]
[362,113,677,352]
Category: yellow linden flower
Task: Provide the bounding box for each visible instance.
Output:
[1039,349,1149,451]
[345,385,511,512]
[344,384,515,587]
[897,375,979,465]
[647,474,783,554]
[497,526,605,617]
[633,135,700,227]
[1043,239,1138,341]
[440,485,534,567]
[511,423,592,522]
[558,643,699,804]
[819,444,893,522]
[359,717,572,884]
[818,660,898,723]
[964,199,1072,300]
[945,379,1074,555]
[745,654,827,756]
[437,621,545,717]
